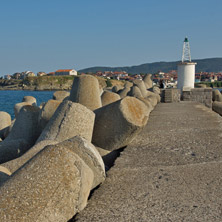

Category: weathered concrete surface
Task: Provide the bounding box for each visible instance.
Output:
[38,99,61,131]
[213,89,222,102]
[0,111,11,139]
[22,96,37,105]
[143,74,153,89]
[75,102,222,222]
[127,86,143,98]
[118,87,130,99]
[2,101,95,174]
[37,100,95,143]
[101,91,120,106]
[0,139,95,222]
[53,90,70,101]
[69,75,102,110]
[0,106,40,164]
[212,101,222,116]
[92,97,149,151]
[14,102,32,117]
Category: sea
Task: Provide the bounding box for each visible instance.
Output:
[0,90,55,119]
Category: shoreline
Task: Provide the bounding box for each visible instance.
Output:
[0,88,63,92]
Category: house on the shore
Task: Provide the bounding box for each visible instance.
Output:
[37,72,47,77]
[4,74,12,80]
[12,73,21,79]
[55,69,77,76]
[20,71,35,79]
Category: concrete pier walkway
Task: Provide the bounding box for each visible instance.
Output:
[75,102,222,222]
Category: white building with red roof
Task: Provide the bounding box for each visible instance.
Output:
[55,69,77,76]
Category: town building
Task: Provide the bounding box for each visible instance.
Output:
[25,71,35,77]
[4,74,11,80]
[12,73,21,79]
[55,69,77,76]
[20,71,35,79]
[37,72,47,77]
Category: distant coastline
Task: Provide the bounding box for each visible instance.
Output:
[0,76,74,91]
[0,75,123,91]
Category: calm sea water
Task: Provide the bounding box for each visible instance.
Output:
[0,90,55,119]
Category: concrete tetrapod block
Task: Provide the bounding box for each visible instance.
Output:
[127,86,143,98]
[0,111,11,139]
[212,89,222,102]
[118,87,131,99]
[2,101,95,174]
[101,91,120,106]
[69,75,102,110]
[0,136,105,222]
[212,101,222,116]
[147,90,161,103]
[143,74,153,89]
[3,137,105,186]
[2,140,57,174]
[151,86,161,94]
[146,95,158,107]
[92,96,149,151]
[38,99,62,131]
[98,85,104,96]
[133,79,148,97]
[53,91,70,101]
[124,81,133,88]
[0,106,40,164]
[144,81,149,89]
[112,85,124,93]
[14,102,32,117]
[59,136,105,189]
[37,100,95,143]
[22,96,37,106]
[3,119,15,139]
[136,97,154,112]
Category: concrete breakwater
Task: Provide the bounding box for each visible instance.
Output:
[74,102,222,222]
[0,74,160,221]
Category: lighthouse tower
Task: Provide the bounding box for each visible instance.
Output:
[177,37,197,91]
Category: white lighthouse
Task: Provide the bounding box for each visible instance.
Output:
[177,37,196,91]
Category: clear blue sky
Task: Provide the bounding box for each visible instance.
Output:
[0,0,221,75]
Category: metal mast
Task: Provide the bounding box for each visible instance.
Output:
[182,37,191,62]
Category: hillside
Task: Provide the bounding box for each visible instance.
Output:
[78,58,222,74]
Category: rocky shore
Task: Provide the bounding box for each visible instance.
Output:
[0,76,76,91]
[0,76,123,91]
[0,74,160,221]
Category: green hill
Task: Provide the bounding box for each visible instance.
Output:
[78,58,222,74]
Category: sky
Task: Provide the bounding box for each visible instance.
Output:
[0,0,221,75]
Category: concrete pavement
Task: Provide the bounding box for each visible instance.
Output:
[74,102,222,222]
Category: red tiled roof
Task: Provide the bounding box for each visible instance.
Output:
[55,69,73,72]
